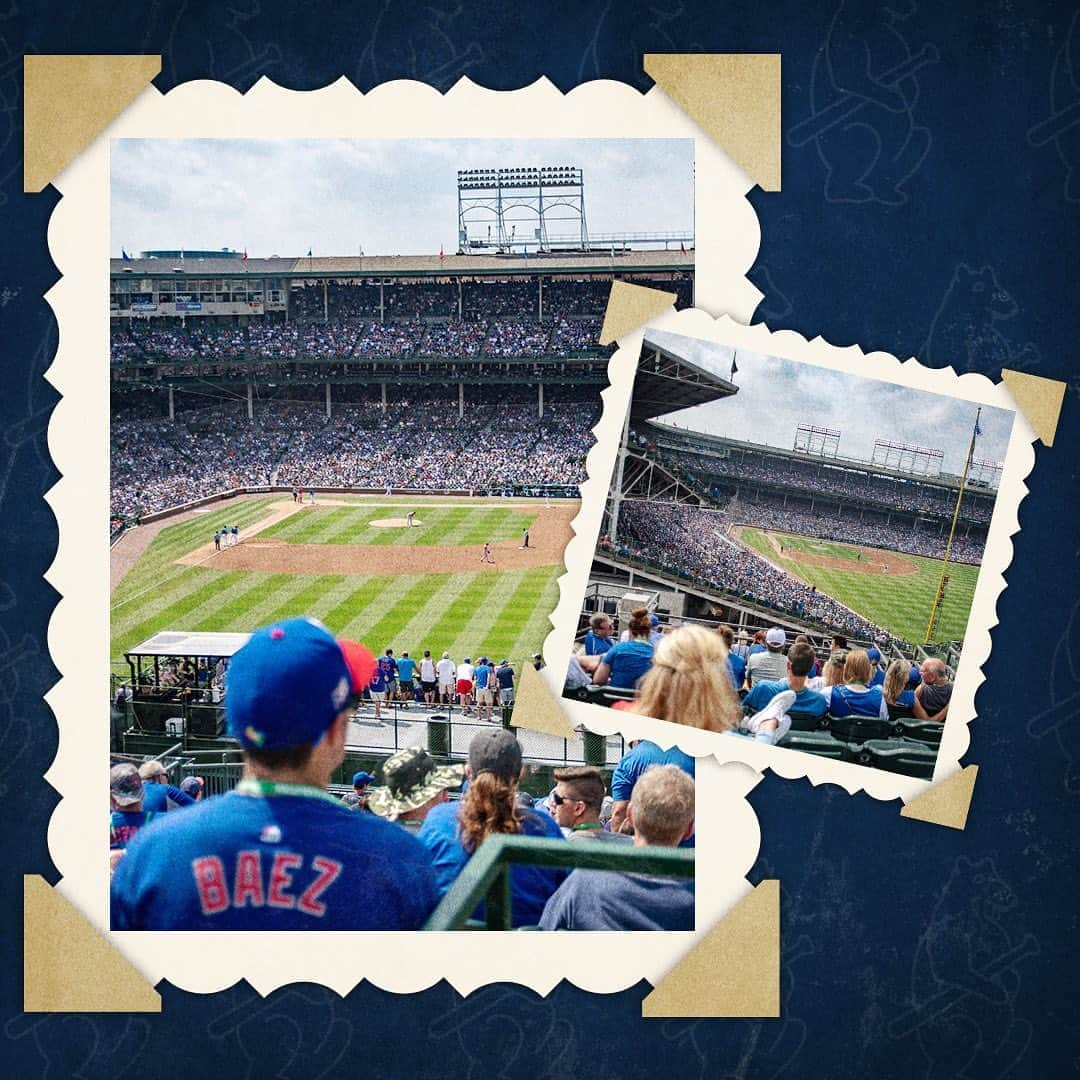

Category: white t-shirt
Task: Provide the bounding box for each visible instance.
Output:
[436,658,455,684]
[457,663,475,683]
[420,657,436,682]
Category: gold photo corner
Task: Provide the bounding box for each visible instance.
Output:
[642,879,780,1018]
[644,54,781,192]
[24,876,160,1013]
[24,54,161,193]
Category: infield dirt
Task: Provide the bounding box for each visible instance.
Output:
[733,525,919,577]
[175,499,575,575]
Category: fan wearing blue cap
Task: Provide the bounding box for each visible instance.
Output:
[111,618,439,931]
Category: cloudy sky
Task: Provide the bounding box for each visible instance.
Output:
[110,138,694,258]
[645,330,1014,476]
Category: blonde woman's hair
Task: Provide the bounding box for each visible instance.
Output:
[882,659,910,705]
[843,649,873,686]
[634,624,741,732]
[824,655,846,686]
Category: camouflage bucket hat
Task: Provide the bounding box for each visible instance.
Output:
[368,747,464,819]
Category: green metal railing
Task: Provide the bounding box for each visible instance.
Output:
[423,835,694,931]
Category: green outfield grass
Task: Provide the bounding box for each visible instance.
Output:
[258,505,535,546]
[738,527,979,643]
[111,497,558,677]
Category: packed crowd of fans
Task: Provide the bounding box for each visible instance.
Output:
[654,443,996,525]
[110,617,695,931]
[111,316,607,367]
[111,387,599,520]
[609,500,887,638]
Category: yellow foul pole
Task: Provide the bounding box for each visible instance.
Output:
[925,407,980,644]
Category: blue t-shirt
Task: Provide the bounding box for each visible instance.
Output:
[748,643,766,655]
[744,679,828,719]
[378,656,398,682]
[111,786,438,930]
[369,668,388,693]
[829,684,888,720]
[601,639,655,690]
[110,809,156,850]
[727,654,747,690]
[870,668,885,688]
[891,689,916,709]
[473,664,493,690]
[610,740,695,802]
[417,802,567,928]
[141,782,195,813]
[396,657,416,683]
[583,631,616,656]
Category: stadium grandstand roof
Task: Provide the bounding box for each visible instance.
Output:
[646,421,999,495]
[631,339,737,423]
[110,249,694,280]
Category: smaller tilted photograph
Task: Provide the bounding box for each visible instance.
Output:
[563,326,1017,782]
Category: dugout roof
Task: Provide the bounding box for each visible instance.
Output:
[110,249,694,281]
[125,630,252,658]
[630,339,738,423]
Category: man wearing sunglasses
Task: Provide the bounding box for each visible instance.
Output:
[550,767,629,843]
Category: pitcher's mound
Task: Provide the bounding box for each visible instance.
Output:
[370,517,422,529]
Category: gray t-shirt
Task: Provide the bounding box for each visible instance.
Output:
[919,681,952,714]
[747,649,787,685]
[539,869,694,931]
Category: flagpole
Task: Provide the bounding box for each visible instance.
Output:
[924,407,981,644]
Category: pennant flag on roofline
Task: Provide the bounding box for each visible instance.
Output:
[974,410,982,438]
[121,248,131,262]
[241,249,248,261]
[307,248,313,258]
[730,356,739,378]
[439,244,445,262]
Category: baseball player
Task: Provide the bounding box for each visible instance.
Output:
[110,617,438,930]
[406,510,416,528]
[480,541,494,564]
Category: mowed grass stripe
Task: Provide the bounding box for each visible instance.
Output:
[320,575,424,639]
[364,572,487,654]
[414,573,512,657]
[342,576,461,651]
[111,570,269,663]
[506,572,563,664]
[481,568,559,662]
[224,573,349,630]
[190,573,298,632]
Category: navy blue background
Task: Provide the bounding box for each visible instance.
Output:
[3,2,1079,1075]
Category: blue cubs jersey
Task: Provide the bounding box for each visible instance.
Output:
[110,783,438,930]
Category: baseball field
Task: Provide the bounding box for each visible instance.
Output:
[110,494,575,678]
[733,526,980,643]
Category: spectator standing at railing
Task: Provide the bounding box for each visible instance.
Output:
[436,652,456,704]
[539,765,695,931]
[417,729,566,927]
[495,658,516,705]
[111,617,439,930]
[419,650,438,704]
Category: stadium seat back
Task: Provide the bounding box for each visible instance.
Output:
[854,738,937,779]
[778,730,853,760]
[826,713,895,744]
[894,719,943,746]
[786,710,828,733]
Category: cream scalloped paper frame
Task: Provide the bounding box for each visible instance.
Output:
[548,308,1035,803]
[46,78,768,995]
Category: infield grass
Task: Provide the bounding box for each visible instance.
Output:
[111,497,558,677]
[738,527,979,643]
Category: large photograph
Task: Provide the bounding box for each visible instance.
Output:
[108,136,700,932]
